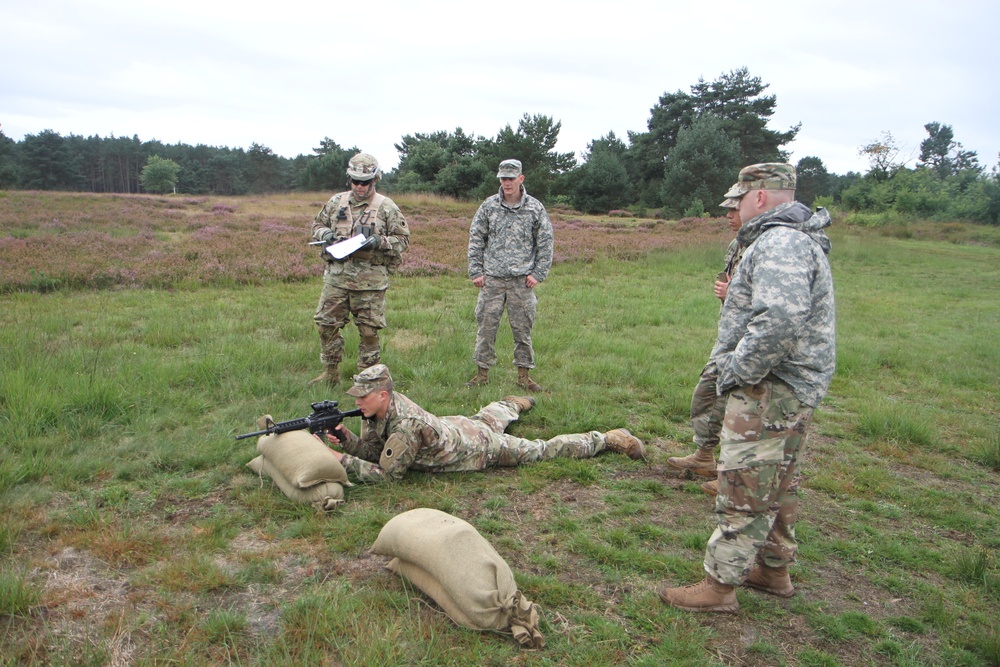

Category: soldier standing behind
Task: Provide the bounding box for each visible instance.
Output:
[309,153,410,387]
[667,196,746,496]
[466,159,553,392]
[659,163,836,613]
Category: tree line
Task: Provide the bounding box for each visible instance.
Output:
[1,67,997,223]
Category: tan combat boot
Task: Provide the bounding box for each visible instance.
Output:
[666,447,717,478]
[659,577,739,613]
[701,479,719,496]
[465,367,489,387]
[517,367,544,392]
[502,396,536,414]
[603,429,647,460]
[743,563,795,598]
[308,364,339,387]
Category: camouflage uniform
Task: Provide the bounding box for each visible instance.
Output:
[467,175,553,370]
[339,392,606,484]
[689,237,747,452]
[703,200,836,586]
[311,189,409,369]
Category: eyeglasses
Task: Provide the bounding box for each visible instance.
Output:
[351,179,372,186]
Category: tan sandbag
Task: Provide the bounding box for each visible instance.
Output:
[246,455,344,511]
[256,430,351,488]
[386,558,478,628]
[371,508,544,648]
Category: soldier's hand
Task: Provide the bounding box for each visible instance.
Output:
[472,275,485,288]
[326,425,350,445]
[359,235,379,251]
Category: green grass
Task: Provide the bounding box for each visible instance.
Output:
[1,198,999,665]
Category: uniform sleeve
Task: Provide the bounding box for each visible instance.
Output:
[339,453,388,484]
[340,421,426,484]
[532,205,554,281]
[312,195,346,244]
[467,203,490,279]
[722,235,816,389]
[377,200,410,256]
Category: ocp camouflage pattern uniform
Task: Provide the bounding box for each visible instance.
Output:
[339,392,606,483]
[311,191,409,368]
[467,186,553,370]
[704,201,835,585]
[689,237,747,453]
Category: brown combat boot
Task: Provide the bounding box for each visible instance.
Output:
[465,366,489,387]
[701,479,719,496]
[307,364,339,387]
[517,367,544,392]
[603,429,647,460]
[659,576,739,613]
[666,447,717,478]
[743,563,795,598]
[502,396,536,414]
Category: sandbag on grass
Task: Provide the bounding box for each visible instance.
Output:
[256,429,351,488]
[246,455,344,511]
[370,507,544,648]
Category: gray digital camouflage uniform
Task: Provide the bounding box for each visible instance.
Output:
[339,392,607,484]
[467,186,553,369]
[311,191,409,368]
[703,201,836,586]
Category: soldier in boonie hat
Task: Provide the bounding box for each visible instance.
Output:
[496,159,522,178]
[346,363,393,397]
[723,163,796,199]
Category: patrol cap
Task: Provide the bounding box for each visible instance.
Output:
[718,197,740,209]
[347,152,381,182]
[497,159,522,178]
[723,163,796,198]
[346,363,393,397]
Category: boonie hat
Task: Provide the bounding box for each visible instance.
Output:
[347,152,381,182]
[723,163,796,199]
[497,159,522,178]
[346,364,392,397]
[718,197,741,209]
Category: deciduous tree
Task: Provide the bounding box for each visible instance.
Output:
[140,155,181,194]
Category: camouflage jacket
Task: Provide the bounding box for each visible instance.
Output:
[339,391,494,483]
[722,238,745,279]
[710,202,836,407]
[468,186,553,281]
[311,190,410,291]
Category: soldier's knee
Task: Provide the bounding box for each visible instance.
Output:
[356,324,380,338]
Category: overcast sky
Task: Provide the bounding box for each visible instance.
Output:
[3,0,998,177]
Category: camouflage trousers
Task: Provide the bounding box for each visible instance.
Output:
[690,361,726,451]
[473,276,537,369]
[459,399,605,468]
[313,284,386,368]
[703,377,813,586]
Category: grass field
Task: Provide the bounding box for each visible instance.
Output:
[1,191,998,666]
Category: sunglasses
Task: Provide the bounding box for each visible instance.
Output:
[351,178,372,186]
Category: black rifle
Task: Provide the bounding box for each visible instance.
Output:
[235,400,363,440]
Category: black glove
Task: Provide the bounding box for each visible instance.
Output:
[359,235,379,251]
[320,229,336,244]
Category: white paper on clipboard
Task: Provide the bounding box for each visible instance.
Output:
[326,233,366,260]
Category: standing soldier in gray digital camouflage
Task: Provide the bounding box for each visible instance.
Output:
[323,364,646,483]
[659,163,836,613]
[309,153,410,387]
[466,159,553,392]
[668,195,747,497]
